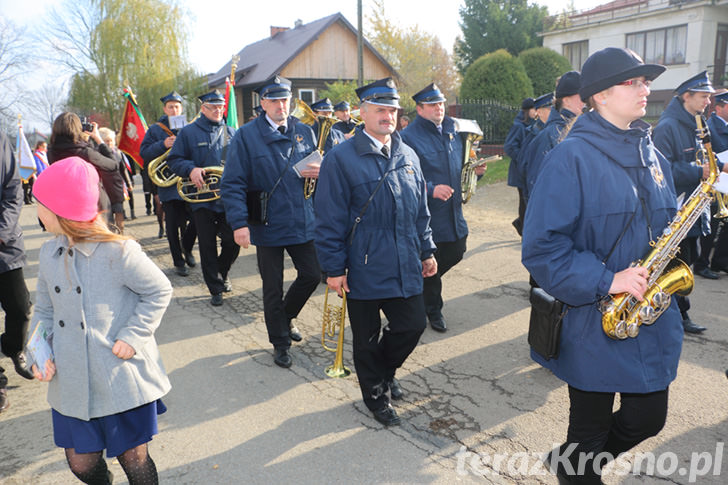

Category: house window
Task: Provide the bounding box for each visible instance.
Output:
[298,89,314,105]
[626,25,687,65]
[563,41,589,70]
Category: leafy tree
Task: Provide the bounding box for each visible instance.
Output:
[317,80,361,108]
[460,49,532,105]
[455,0,549,74]
[45,0,203,131]
[366,0,460,112]
[518,47,573,96]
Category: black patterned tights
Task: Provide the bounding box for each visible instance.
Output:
[65,443,158,485]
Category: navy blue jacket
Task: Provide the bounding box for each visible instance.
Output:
[523,111,682,393]
[504,111,532,189]
[314,130,436,300]
[221,115,317,247]
[0,132,25,273]
[400,115,467,243]
[523,108,577,199]
[707,112,728,154]
[514,117,545,186]
[166,115,234,213]
[332,119,358,136]
[140,115,183,203]
[653,97,722,237]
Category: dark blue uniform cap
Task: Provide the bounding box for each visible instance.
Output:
[160,91,183,104]
[579,47,665,101]
[521,97,535,110]
[715,91,728,104]
[310,98,334,112]
[676,70,715,95]
[534,92,554,109]
[412,82,446,104]
[355,77,400,108]
[254,75,292,99]
[555,71,582,98]
[198,90,225,105]
[254,105,264,116]
[333,101,350,111]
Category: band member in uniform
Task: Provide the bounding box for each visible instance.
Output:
[221,75,320,368]
[523,71,584,200]
[653,71,728,333]
[523,47,681,484]
[332,101,358,140]
[140,92,198,276]
[514,92,552,213]
[310,98,345,152]
[314,77,437,426]
[167,90,239,306]
[504,97,535,235]
[698,90,728,274]
[400,82,483,332]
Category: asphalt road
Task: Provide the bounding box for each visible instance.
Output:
[1,181,727,485]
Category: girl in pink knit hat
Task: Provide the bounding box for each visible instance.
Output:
[29,156,173,485]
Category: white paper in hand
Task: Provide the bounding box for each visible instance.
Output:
[293,151,323,178]
[26,322,53,376]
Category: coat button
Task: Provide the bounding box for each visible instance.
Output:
[80,322,85,329]
[55,286,61,293]
[59,320,65,327]
[68,249,74,256]
[76,287,82,294]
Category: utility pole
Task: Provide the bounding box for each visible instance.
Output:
[357,0,363,86]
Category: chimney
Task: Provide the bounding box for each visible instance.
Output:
[294,19,303,28]
[270,26,289,37]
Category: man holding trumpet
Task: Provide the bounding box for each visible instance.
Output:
[314,78,437,426]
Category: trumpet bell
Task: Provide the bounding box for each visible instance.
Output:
[321,287,351,378]
[177,166,224,203]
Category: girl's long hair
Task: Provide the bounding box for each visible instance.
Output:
[57,215,131,244]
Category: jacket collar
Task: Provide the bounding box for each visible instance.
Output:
[49,235,101,258]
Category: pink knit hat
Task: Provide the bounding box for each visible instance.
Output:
[33,156,99,222]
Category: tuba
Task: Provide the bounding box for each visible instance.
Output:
[291,99,336,199]
[600,115,719,339]
[453,118,501,204]
[177,166,224,203]
[147,149,180,187]
[321,287,351,378]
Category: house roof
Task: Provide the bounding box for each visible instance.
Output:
[208,12,396,89]
[570,0,647,18]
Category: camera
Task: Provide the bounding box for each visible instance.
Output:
[80,117,94,132]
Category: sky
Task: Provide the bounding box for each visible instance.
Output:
[0,0,607,130]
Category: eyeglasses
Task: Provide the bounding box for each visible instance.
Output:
[202,104,225,111]
[616,79,652,89]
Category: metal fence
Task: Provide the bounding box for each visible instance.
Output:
[450,99,519,148]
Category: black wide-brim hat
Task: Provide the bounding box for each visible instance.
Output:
[579,47,665,101]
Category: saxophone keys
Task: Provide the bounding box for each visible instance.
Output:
[627,322,640,338]
[615,321,629,339]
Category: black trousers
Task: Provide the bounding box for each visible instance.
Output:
[256,242,320,349]
[552,386,669,484]
[0,268,32,389]
[162,200,197,268]
[695,205,728,271]
[192,208,239,295]
[423,236,467,319]
[347,294,426,411]
[676,237,698,317]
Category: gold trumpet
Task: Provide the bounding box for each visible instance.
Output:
[147,148,180,187]
[291,99,337,199]
[177,167,224,203]
[452,117,501,204]
[321,287,351,378]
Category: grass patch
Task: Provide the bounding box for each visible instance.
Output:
[478,156,510,186]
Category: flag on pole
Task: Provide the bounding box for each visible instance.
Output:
[224,77,238,130]
[16,117,36,182]
[118,86,148,168]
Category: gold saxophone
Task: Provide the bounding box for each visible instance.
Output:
[601,115,718,339]
[452,118,501,203]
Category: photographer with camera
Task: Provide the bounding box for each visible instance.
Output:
[48,113,126,231]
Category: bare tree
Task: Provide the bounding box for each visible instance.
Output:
[25,82,69,132]
[0,17,33,133]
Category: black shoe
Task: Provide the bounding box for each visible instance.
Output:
[273,347,292,368]
[130,213,137,220]
[711,265,728,274]
[146,207,152,216]
[175,265,189,277]
[210,293,223,306]
[695,267,719,280]
[11,352,34,380]
[158,227,165,239]
[289,323,302,342]
[0,389,8,413]
[429,315,447,333]
[388,378,404,400]
[184,249,196,268]
[512,217,523,236]
[223,277,232,293]
[682,317,706,334]
[372,404,401,426]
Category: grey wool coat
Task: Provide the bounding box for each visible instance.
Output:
[29,236,172,420]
